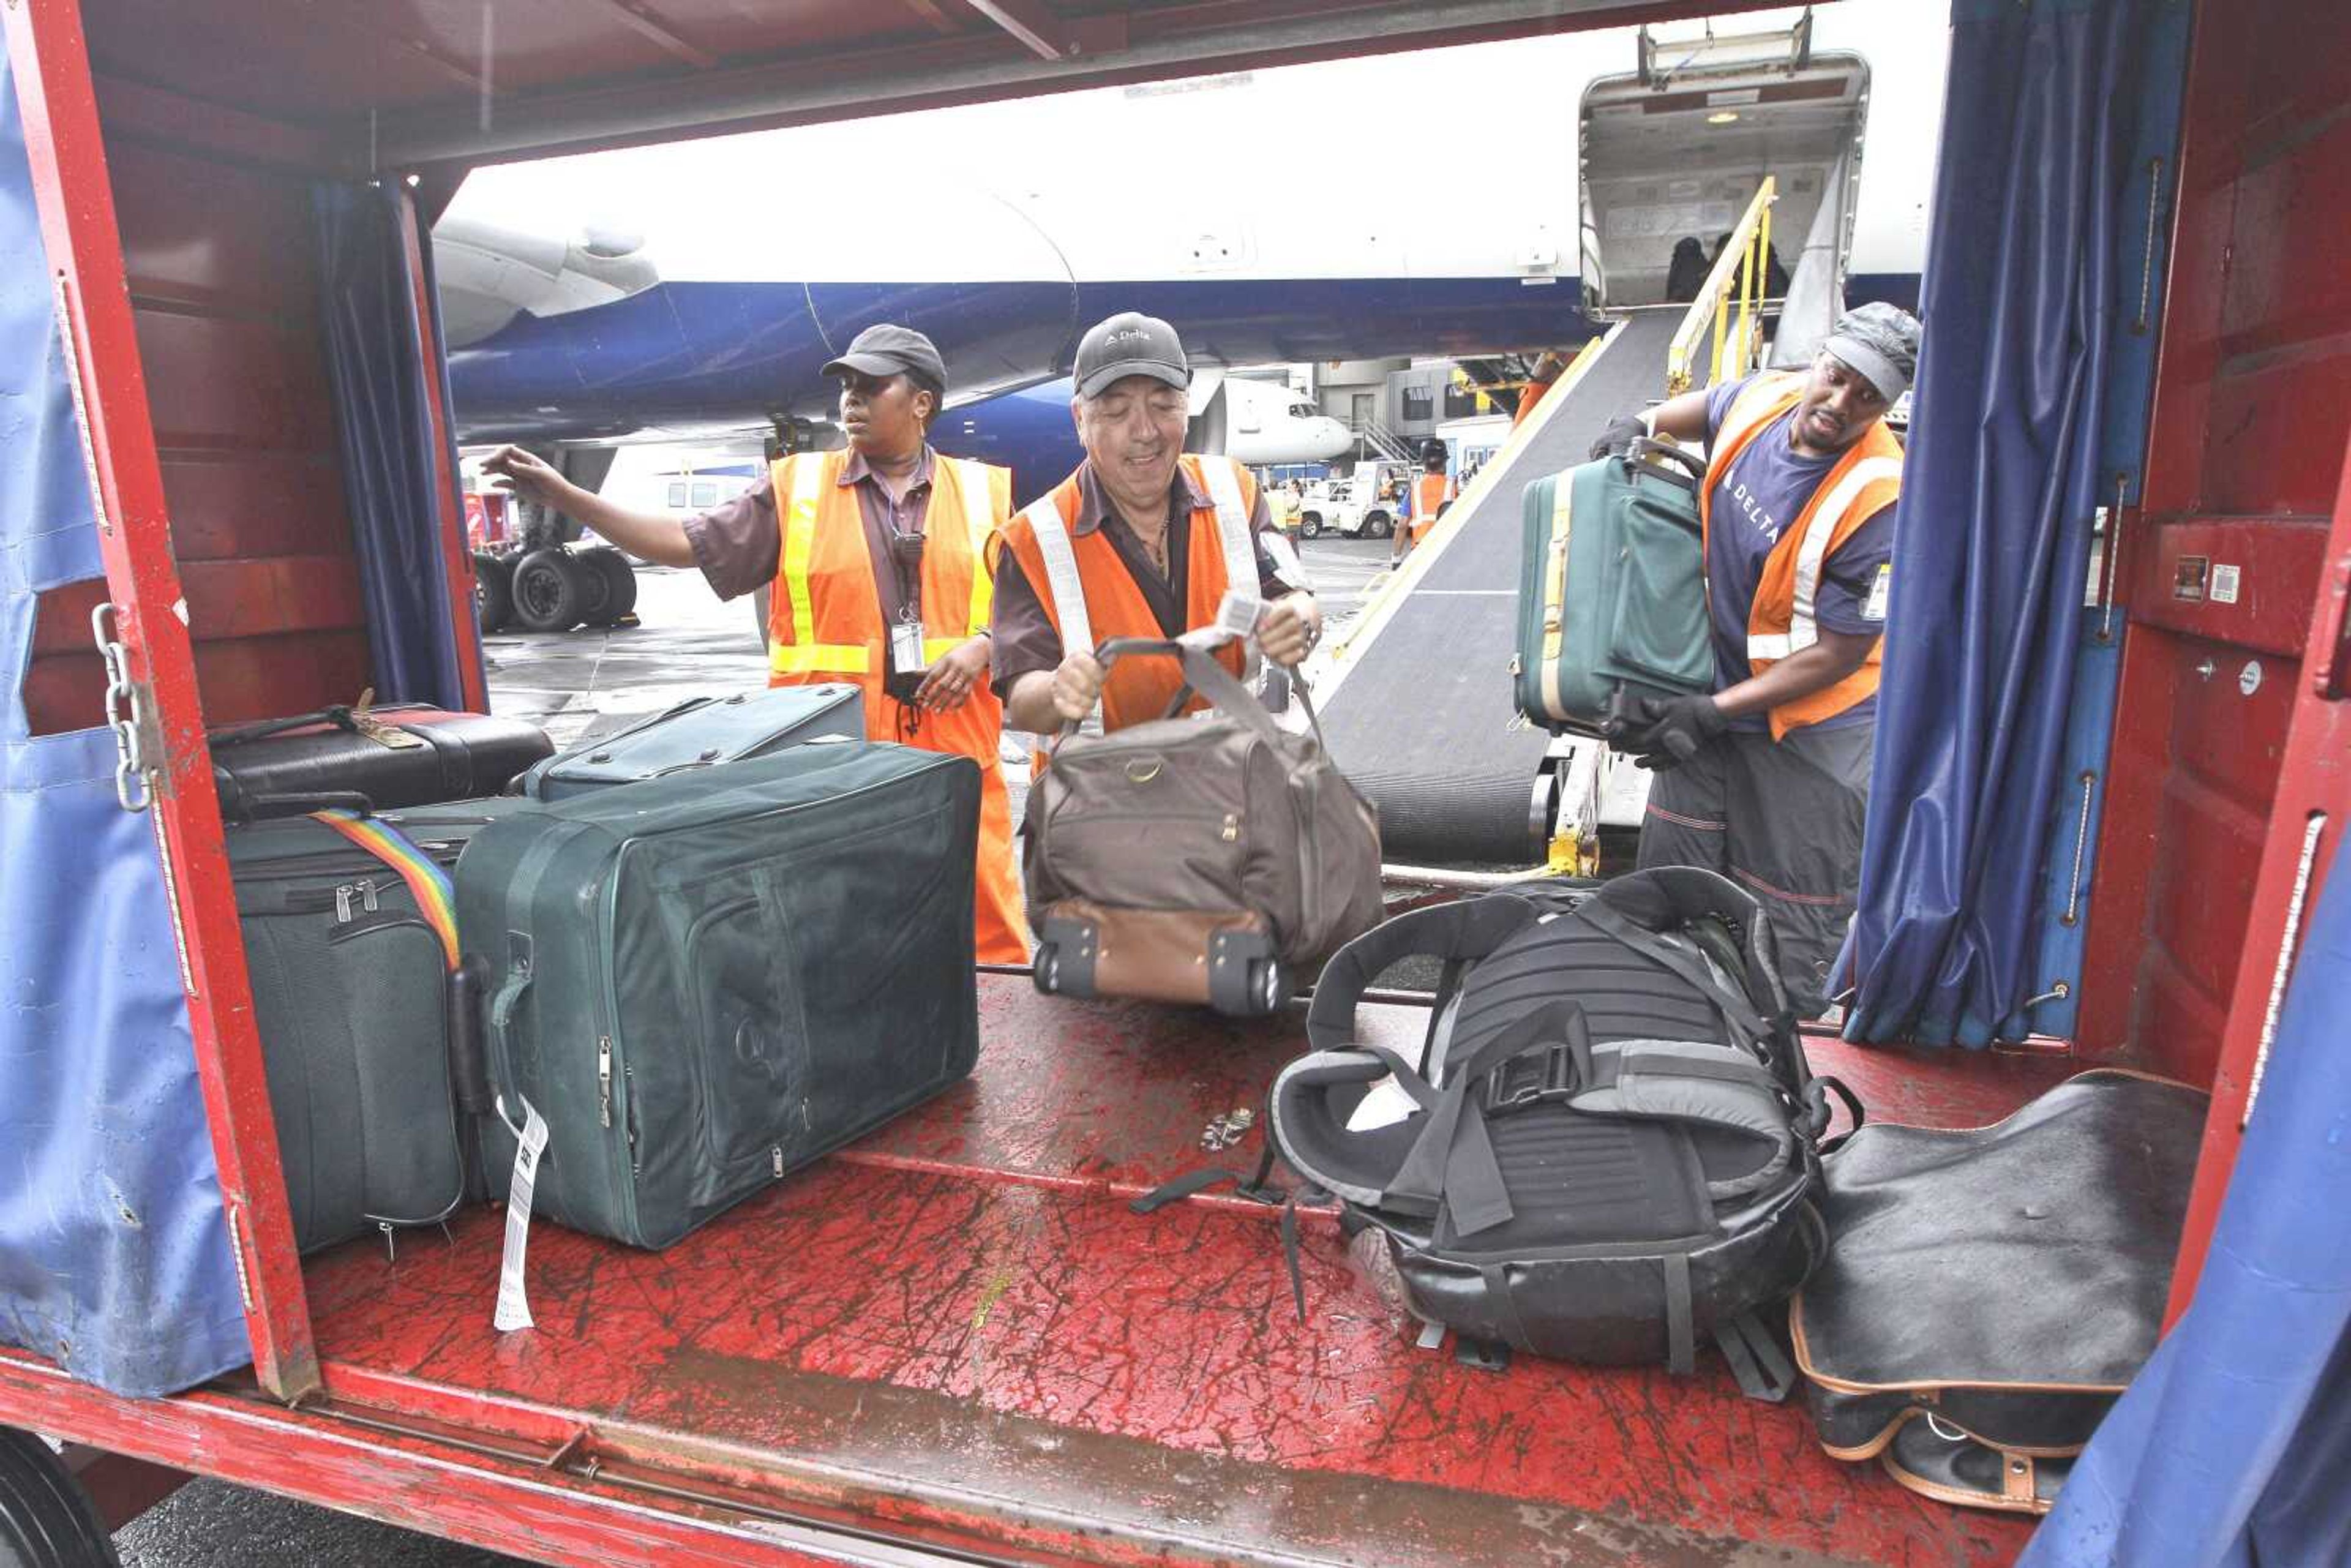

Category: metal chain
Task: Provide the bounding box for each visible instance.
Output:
[90,601,152,812]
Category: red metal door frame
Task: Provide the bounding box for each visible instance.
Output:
[3,0,318,1400]
[2163,435,2351,1325]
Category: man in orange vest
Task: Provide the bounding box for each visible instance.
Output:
[993,312,1320,743]
[1390,442,1455,566]
[479,323,1029,962]
[1593,302,1921,1015]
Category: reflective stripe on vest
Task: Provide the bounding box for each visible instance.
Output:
[1752,452,1903,661]
[919,456,1000,663]
[773,454,872,676]
[1022,496,1104,738]
[1196,456,1262,681]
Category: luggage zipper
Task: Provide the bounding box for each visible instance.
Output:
[598,1035,613,1128]
[332,879,382,924]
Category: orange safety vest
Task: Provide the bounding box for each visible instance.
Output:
[999,454,1258,749]
[1701,372,1904,740]
[1409,472,1453,542]
[765,449,1030,963]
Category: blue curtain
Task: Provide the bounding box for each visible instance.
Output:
[0,53,252,1396]
[2020,833,2351,1566]
[1839,0,2186,1045]
[313,180,471,711]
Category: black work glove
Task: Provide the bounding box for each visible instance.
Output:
[1616,692,1727,770]
[1588,414,1649,463]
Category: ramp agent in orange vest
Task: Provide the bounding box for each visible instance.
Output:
[764,445,1029,961]
[994,312,1321,746]
[1597,302,1921,1016]
[474,327,1027,964]
[1392,444,1457,565]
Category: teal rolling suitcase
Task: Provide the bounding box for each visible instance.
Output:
[1512,440,1715,736]
[460,741,981,1248]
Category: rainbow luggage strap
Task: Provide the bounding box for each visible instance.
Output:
[307,808,460,969]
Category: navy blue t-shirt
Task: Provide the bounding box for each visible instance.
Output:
[1702,376,1895,731]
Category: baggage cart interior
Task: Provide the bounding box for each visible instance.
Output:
[2,1,2346,1564]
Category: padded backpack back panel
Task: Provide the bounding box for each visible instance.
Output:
[1429,911,1733,1253]
[1446,912,1727,1065]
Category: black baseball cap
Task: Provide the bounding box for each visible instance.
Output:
[822,323,948,397]
[1073,312,1190,399]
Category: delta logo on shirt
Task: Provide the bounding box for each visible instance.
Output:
[1728,479,1782,544]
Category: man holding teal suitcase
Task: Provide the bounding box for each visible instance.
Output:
[1599,303,1922,1016]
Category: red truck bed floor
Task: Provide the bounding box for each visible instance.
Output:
[273,978,2069,1567]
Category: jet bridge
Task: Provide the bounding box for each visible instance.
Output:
[1310,307,1684,865]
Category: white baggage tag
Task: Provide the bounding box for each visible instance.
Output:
[890,620,929,673]
[493,1096,549,1333]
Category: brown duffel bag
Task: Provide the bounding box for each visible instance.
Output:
[1026,636,1382,1015]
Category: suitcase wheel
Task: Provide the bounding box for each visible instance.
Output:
[1033,943,1061,995]
[1251,958,1288,1016]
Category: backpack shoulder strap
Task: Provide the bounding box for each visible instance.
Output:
[1304,895,1540,1052]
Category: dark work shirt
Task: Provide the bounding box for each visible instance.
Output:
[989,460,1305,701]
[679,446,943,628]
[1702,376,1897,732]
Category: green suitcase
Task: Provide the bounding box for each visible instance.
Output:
[460,741,981,1249]
[1513,441,1715,736]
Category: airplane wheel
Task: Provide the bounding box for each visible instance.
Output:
[579,547,638,626]
[0,1427,121,1567]
[571,549,616,626]
[1299,514,1322,539]
[510,549,588,632]
[473,552,514,634]
[1366,512,1393,540]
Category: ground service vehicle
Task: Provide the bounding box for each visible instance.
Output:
[1,2,2345,1566]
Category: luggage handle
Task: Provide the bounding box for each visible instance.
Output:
[1073,636,1328,759]
[208,701,441,750]
[1627,436,1708,496]
[487,936,534,1086]
[223,789,378,823]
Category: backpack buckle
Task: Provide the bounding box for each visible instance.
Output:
[1482,1042,1582,1114]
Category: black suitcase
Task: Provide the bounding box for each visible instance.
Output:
[210,703,552,822]
[509,683,862,801]
[461,742,980,1248]
[229,798,531,1253]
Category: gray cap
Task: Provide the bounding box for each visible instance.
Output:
[1822,302,1922,402]
[1074,311,1190,399]
[822,323,947,396]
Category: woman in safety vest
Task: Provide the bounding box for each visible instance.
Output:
[478,323,1029,962]
[1588,302,1922,1016]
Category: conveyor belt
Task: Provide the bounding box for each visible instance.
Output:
[1314,310,1681,865]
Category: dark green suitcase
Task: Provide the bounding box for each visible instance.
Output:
[1513,441,1715,736]
[460,741,981,1249]
[229,798,530,1253]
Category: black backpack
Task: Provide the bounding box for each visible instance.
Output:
[1263,868,1853,1398]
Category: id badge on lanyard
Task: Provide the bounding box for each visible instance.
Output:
[891,611,930,674]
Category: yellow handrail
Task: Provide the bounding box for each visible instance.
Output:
[1666,178,1776,396]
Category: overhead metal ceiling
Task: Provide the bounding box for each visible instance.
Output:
[79,0,1793,171]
